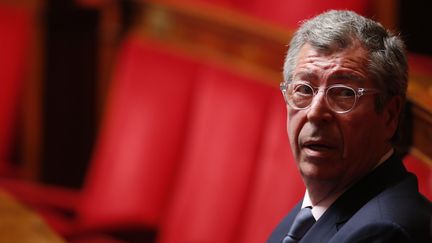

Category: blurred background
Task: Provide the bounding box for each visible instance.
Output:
[0,0,431,242]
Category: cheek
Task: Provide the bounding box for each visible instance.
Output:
[340,115,383,157]
[287,110,302,154]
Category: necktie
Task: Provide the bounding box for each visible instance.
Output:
[282,207,315,243]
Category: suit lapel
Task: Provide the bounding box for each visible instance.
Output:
[300,154,409,242]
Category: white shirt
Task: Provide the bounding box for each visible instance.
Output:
[301,148,394,220]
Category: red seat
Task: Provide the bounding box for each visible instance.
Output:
[157,64,274,243]
[1,36,199,238]
[235,94,304,243]
[76,36,198,232]
[403,154,432,200]
[0,6,32,176]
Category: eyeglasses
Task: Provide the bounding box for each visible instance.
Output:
[280,81,380,113]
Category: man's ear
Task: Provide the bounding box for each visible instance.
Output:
[384,95,403,139]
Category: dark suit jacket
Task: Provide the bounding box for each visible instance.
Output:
[268,154,432,243]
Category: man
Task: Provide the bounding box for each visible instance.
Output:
[268,10,432,243]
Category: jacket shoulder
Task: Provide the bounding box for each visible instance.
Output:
[333,175,432,243]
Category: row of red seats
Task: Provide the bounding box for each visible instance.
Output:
[4,33,431,243]
[1,4,431,242]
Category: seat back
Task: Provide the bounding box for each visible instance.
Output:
[157,65,273,243]
[404,154,432,200]
[235,94,304,243]
[0,6,32,175]
[77,36,199,230]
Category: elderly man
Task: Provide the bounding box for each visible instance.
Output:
[268,10,431,243]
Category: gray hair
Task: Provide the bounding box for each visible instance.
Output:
[283,10,408,112]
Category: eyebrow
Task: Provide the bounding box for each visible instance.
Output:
[292,72,365,83]
[292,72,317,81]
[328,73,366,83]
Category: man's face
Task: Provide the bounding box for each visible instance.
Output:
[287,43,400,189]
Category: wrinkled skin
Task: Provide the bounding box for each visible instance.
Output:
[287,42,402,204]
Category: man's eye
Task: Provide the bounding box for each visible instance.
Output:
[294,85,313,95]
[331,87,355,98]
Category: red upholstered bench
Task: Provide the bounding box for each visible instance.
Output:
[1,35,199,241]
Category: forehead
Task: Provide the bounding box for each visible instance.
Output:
[293,42,370,84]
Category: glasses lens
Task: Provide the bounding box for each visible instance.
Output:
[288,83,314,109]
[326,86,356,112]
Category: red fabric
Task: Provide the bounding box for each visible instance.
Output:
[235,94,304,243]
[403,154,432,201]
[0,6,32,175]
[76,37,199,230]
[1,36,199,237]
[157,64,274,243]
[238,0,371,29]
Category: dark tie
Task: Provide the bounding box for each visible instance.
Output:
[282,207,315,243]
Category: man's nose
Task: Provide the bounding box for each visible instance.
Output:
[306,91,333,122]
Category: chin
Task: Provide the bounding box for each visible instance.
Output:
[299,163,321,178]
[299,162,340,182]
